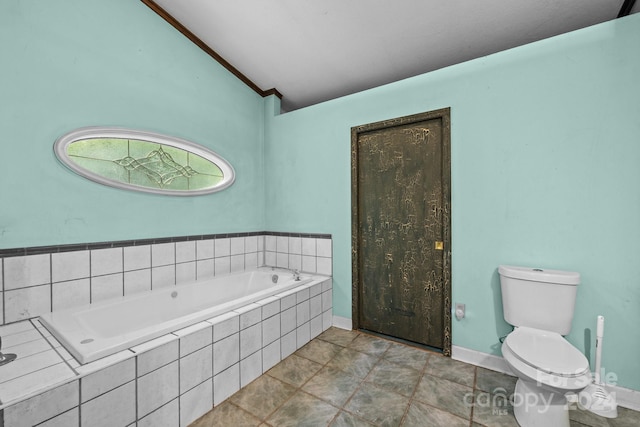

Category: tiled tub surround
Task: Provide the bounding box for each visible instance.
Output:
[0,275,333,427]
[0,232,332,326]
[40,268,315,364]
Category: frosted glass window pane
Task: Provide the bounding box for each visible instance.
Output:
[54,128,235,196]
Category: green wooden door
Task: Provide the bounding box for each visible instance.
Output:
[352,109,451,352]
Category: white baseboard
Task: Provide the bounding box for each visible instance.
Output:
[332,315,352,330]
[451,345,515,376]
[452,345,640,412]
[612,385,640,412]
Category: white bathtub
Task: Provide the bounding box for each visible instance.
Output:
[39,268,312,364]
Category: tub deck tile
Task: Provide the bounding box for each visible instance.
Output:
[240,350,263,387]
[321,277,332,292]
[80,380,136,427]
[0,321,76,407]
[310,315,323,339]
[255,296,280,319]
[137,398,179,427]
[275,291,297,310]
[208,312,239,342]
[262,313,281,346]
[1,336,51,361]
[213,364,240,405]
[0,348,63,384]
[75,349,135,376]
[262,339,281,372]
[235,304,262,329]
[137,360,179,418]
[296,287,310,304]
[37,407,79,427]
[179,346,213,394]
[0,363,77,409]
[309,282,323,297]
[80,358,136,403]
[2,379,78,427]
[133,336,179,377]
[1,326,41,348]
[130,333,177,354]
[240,324,262,359]
[1,319,35,335]
[213,333,239,375]
[179,378,213,427]
[173,322,212,357]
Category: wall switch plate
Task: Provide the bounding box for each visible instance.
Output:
[455,303,465,320]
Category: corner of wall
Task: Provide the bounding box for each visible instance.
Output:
[263,94,282,118]
[332,315,352,330]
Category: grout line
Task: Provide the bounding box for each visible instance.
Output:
[1,258,4,325]
[149,244,154,291]
[236,324,241,390]
[210,325,215,409]
[88,251,92,305]
[194,240,199,281]
[400,344,435,426]
[33,406,77,427]
[30,319,79,375]
[177,333,181,425]
[305,329,468,426]
[48,254,52,316]
[469,364,478,426]
[0,359,69,389]
[121,248,125,297]
[5,281,74,292]
[134,351,139,423]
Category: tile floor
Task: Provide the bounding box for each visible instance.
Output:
[190,327,640,427]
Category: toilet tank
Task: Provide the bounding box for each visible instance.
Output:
[498,265,580,335]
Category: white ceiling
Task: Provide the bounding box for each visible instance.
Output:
[152,0,638,112]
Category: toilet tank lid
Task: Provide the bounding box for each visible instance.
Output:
[498,265,580,285]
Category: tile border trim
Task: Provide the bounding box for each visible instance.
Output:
[0,231,332,258]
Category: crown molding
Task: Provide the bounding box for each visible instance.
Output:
[141,0,282,100]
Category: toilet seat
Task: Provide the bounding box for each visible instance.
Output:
[504,327,589,377]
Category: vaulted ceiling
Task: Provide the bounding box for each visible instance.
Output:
[146,0,638,112]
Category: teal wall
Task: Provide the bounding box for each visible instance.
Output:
[0,0,265,249]
[264,14,640,391]
[2,0,639,392]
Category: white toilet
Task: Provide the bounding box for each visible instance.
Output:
[499,265,592,427]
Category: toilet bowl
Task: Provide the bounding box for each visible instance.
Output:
[502,327,591,426]
[503,327,590,390]
[498,265,591,427]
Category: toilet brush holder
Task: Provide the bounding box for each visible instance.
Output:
[579,315,617,418]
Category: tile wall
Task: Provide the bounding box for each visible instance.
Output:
[0,232,332,326]
[264,234,333,274]
[0,276,333,426]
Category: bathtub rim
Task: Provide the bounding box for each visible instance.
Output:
[39,268,324,364]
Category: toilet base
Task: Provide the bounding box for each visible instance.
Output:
[513,379,570,427]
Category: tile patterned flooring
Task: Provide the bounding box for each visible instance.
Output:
[191,327,640,427]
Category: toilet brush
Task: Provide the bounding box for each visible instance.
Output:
[578,315,618,418]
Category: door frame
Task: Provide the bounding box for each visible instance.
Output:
[350,108,452,356]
